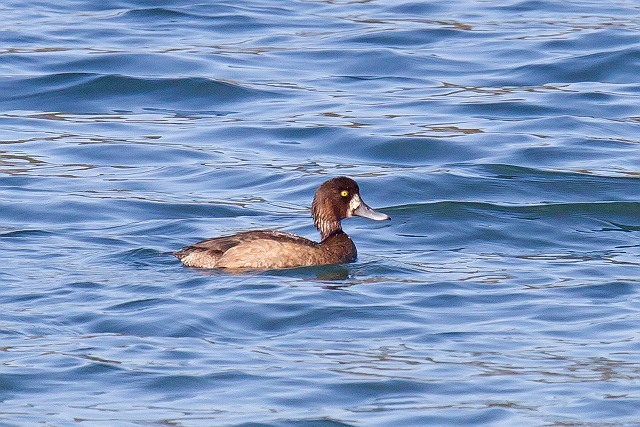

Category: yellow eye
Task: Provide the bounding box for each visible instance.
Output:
[340,190,349,197]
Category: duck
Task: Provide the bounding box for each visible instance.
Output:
[174,176,390,270]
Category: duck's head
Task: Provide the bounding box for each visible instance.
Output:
[311,176,390,239]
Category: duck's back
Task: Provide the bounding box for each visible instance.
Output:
[174,230,356,270]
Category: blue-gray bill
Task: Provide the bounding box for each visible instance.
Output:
[353,202,390,221]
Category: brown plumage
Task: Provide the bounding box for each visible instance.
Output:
[174,176,390,270]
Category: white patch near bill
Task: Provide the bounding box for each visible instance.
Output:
[347,194,361,217]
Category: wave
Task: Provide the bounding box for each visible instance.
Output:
[0,73,284,113]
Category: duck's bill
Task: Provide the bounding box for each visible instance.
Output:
[353,201,391,221]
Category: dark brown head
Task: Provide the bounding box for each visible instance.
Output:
[311,176,390,240]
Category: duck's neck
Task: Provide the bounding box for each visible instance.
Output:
[315,218,342,241]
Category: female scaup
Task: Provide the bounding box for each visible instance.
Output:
[174,176,390,270]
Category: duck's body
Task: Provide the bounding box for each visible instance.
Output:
[175,229,356,270]
[174,177,389,270]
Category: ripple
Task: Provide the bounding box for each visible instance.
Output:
[0,73,284,113]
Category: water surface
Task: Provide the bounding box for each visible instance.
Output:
[1,0,640,425]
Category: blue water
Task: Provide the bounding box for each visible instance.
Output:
[2,0,640,425]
